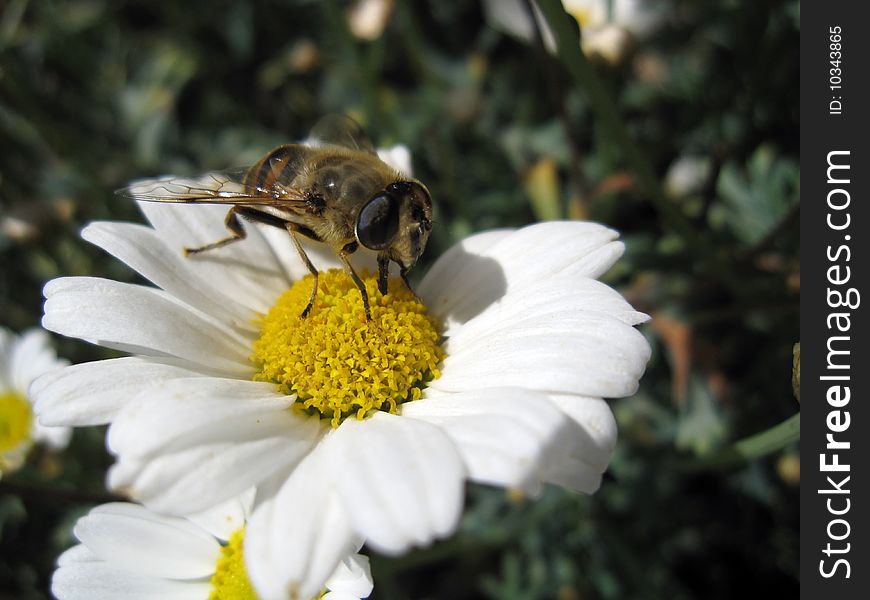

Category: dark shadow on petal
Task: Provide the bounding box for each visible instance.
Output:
[425,248,508,326]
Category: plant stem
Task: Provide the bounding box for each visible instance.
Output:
[679,413,800,471]
[534,1,721,266]
[521,0,588,219]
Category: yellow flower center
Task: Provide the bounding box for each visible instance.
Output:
[209,529,257,600]
[0,390,33,455]
[252,269,444,428]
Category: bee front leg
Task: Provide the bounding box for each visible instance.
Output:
[184,206,246,256]
[400,267,423,303]
[339,243,372,322]
[377,255,390,296]
[286,224,319,319]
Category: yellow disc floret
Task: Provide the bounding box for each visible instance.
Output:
[252,269,444,427]
[209,529,257,600]
[0,390,33,455]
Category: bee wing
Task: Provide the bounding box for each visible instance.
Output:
[115,169,308,206]
[307,114,377,155]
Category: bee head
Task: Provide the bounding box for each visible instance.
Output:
[355,180,433,271]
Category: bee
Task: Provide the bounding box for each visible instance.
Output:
[117,116,433,321]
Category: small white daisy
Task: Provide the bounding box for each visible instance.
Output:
[347,0,395,41]
[483,0,662,64]
[664,154,711,198]
[52,494,373,600]
[0,326,70,476]
[34,192,649,595]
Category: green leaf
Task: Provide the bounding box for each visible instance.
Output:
[711,145,799,246]
[675,375,729,456]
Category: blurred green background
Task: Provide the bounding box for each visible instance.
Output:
[0,0,799,598]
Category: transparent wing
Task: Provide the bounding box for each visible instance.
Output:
[115,169,308,206]
[307,114,377,154]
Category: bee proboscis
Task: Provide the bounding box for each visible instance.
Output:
[117,116,433,321]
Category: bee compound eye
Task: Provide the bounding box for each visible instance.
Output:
[357,193,400,251]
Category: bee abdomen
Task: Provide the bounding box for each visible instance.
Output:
[246,144,309,194]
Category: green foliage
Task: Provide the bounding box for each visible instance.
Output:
[0,0,799,598]
[712,145,799,247]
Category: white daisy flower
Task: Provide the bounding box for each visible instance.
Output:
[664,154,711,198]
[34,193,649,595]
[0,326,71,476]
[375,144,413,178]
[53,495,373,600]
[347,0,395,41]
[483,0,663,64]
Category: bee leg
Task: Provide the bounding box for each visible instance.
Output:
[184,207,246,256]
[339,243,372,322]
[377,255,390,296]
[286,224,319,319]
[400,267,423,303]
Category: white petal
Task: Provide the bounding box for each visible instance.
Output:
[480,221,621,280]
[258,225,343,280]
[246,445,356,600]
[136,201,289,313]
[8,328,67,393]
[402,388,570,489]
[482,0,557,50]
[325,554,374,597]
[0,327,13,388]
[377,144,413,175]
[33,357,205,427]
[546,394,617,471]
[31,420,72,449]
[43,277,253,377]
[185,489,254,541]
[330,413,465,554]
[52,562,210,600]
[87,502,214,535]
[106,378,303,457]
[421,222,622,327]
[108,433,317,515]
[564,241,627,279]
[57,544,99,566]
[435,311,651,398]
[542,455,605,494]
[323,593,366,600]
[73,503,219,579]
[82,222,255,331]
[483,0,536,42]
[403,388,571,489]
[445,275,648,342]
[417,229,513,323]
